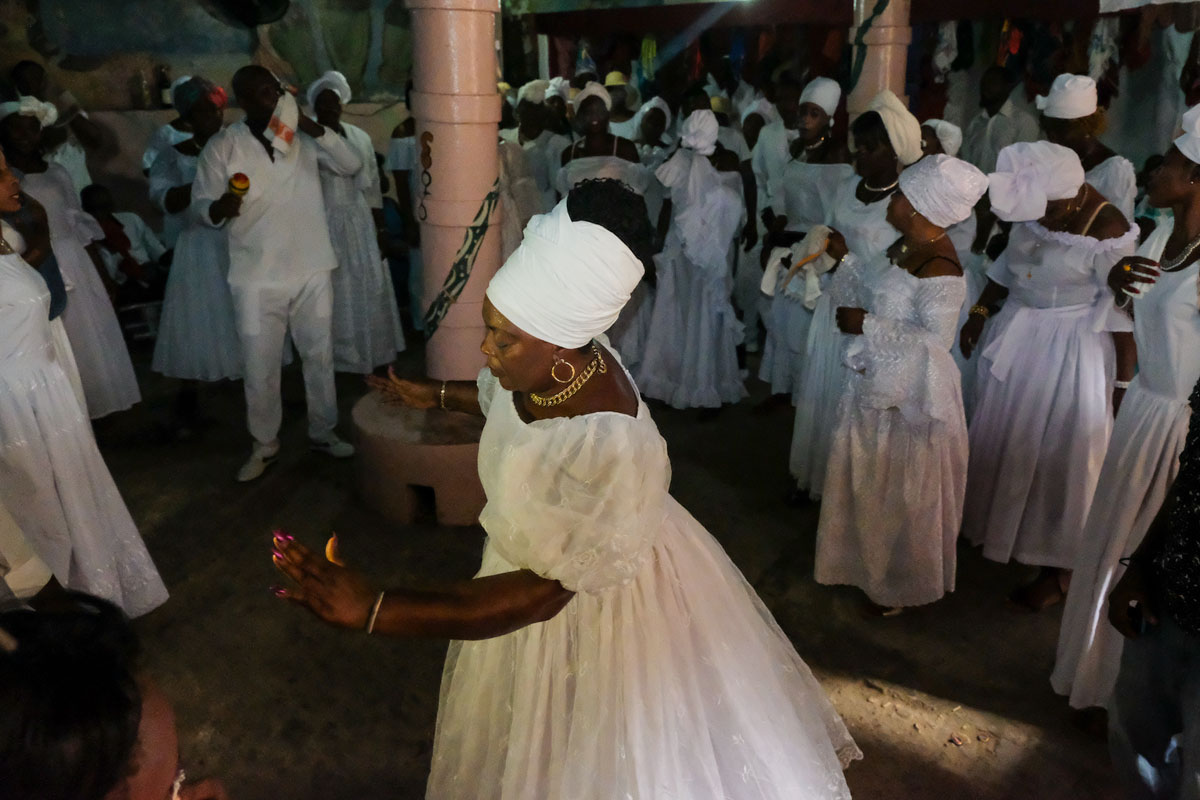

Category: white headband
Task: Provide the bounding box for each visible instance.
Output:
[306,70,352,110]
[868,89,923,166]
[1176,103,1200,165]
[486,199,644,349]
[988,141,1085,223]
[547,77,570,102]
[740,97,779,126]
[923,119,962,158]
[899,154,987,228]
[799,77,841,118]
[632,96,672,138]
[572,81,612,114]
[518,79,550,106]
[0,96,58,128]
[1036,73,1098,120]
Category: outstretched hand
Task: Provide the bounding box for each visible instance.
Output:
[366,366,440,409]
[271,532,377,629]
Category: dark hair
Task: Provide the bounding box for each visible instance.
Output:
[850,110,891,154]
[566,178,654,275]
[79,184,111,212]
[9,60,43,84]
[0,593,143,800]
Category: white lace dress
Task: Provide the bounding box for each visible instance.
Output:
[814,258,968,607]
[320,123,405,374]
[637,150,747,408]
[758,160,854,398]
[1086,155,1137,223]
[1052,218,1200,709]
[149,145,243,381]
[963,222,1138,567]
[790,177,897,498]
[0,248,166,617]
[426,364,860,799]
[18,164,141,419]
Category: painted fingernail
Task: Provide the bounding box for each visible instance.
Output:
[272,550,284,561]
[271,586,286,597]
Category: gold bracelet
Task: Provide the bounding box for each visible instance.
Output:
[439,381,447,410]
[969,304,991,319]
[365,591,386,635]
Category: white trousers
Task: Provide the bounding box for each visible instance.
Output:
[231,273,338,447]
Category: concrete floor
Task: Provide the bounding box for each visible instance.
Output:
[100,342,1120,800]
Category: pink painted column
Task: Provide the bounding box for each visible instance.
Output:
[408,0,503,381]
[846,0,912,117]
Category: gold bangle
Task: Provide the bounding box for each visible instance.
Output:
[365,591,386,635]
[970,304,991,319]
[439,381,447,410]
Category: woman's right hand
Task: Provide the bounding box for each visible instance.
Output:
[960,313,987,359]
[366,367,440,409]
[1107,256,1161,299]
[825,229,848,262]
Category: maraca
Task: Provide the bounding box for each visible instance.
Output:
[228,172,250,197]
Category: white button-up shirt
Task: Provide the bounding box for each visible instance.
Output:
[193,119,361,287]
[961,99,1041,175]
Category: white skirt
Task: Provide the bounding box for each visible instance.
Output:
[1051,382,1188,709]
[949,253,989,419]
[758,291,814,399]
[790,294,849,498]
[427,495,860,799]
[49,317,86,414]
[152,225,243,381]
[962,302,1114,568]
[607,281,654,372]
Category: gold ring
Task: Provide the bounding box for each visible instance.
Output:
[1123,264,1132,272]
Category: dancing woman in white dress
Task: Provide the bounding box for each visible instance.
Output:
[271,180,860,799]
[1052,116,1200,712]
[960,142,1138,610]
[815,155,987,612]
[308,71,405,374]
[0,151,166,617]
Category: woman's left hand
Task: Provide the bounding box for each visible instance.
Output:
[836,307,866,335]
[271,532,378,629]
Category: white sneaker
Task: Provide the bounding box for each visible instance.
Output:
[310,434,354,459]
[236,442,280,483]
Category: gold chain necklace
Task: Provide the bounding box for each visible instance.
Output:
[529,344,606,407]
[894,231,947,261]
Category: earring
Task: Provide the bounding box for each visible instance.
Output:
[551,356,576,384]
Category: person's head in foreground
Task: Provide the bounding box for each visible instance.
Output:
[886,153,988,236]
[481,178,653,396]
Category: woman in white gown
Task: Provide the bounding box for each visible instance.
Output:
[638,110,748,409]
[759,78,853,401]
[960,142,1138,610]
[0,151,166,618]
[815,155,986,611]
[1052,121,1200,712]
[309,72,405,374]
[150,78,243,413]
[272,180,860,799]
[0,100,140,419]
[789,91,918,501]
[1038,74,1137,221]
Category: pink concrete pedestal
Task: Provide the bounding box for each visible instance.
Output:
[352,393,487,527]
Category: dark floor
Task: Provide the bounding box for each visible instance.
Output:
[99,340,1120,799]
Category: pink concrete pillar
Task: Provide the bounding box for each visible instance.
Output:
[846,0,912,117]
[408,0,503,381]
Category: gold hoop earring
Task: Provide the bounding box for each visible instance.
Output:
[551,357,576,384]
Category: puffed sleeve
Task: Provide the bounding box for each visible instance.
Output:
[479,414,671,593]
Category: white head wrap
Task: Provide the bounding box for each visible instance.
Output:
[632,96,672,140]
[867,90,923,166]
[899,154,987,228]
[486,199,644,348]
[988,141,1085,222]
[799,77,841,118]
[517,79,549,106]
[306,70,352,110]
[922,119,962,157]
[572,81,612,114]
[1176,104,1200,165]
[740,97,780,127]
[1036,73,1098,120]
[169,74,193,108]
[547,77,570,102]
[0,96,58,127]
[680,109,719,156]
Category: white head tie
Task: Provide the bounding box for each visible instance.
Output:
[988,141,1085,223]
[1036,73,1098,120]
[0,96,58,128]
[867,90,923,166]
[923,119,962,157]
[680,110,719,156]
[899,154,987,228]
[306,70,351,110]
[799,77,841,118]
[546,77,570,102]
[518,79,550,106]
[740,97,779,126]
[632,96,672,140]
[572,81,611,114]
[486,199,644,348]
[1176,104,1200,165]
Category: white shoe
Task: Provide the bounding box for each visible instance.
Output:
[310,434,354,459]
[236,442,280,483]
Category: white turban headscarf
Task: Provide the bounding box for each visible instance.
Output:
[632,96,672,140]
[680,109,719,156]
[899,154,987,228]
[486,199,644,348]
[799,77,841,118]
[0,96,58,127]
[988,141,1085,223]
[306,70,352,110]
[740,97,780,127]
[923,119,962,157]
[1036,73,1098,120]
[868,89,923,166]
[1176,104,1200,165]
[518,79,550,106]
[547,77,570,102]
[572,81,612,114]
